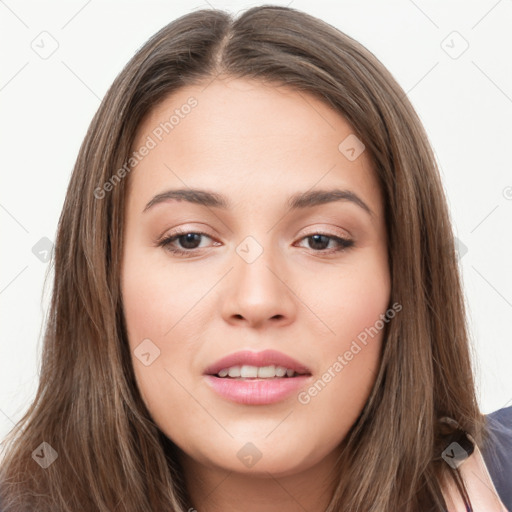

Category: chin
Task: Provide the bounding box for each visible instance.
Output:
[187,438,320,478]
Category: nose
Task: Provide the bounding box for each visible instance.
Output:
[220,240,297,329]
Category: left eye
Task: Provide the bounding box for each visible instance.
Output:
[157,231,354,256]
[295,234,354,252]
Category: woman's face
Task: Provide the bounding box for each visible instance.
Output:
[121,77,391,477]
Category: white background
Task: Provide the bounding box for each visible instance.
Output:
[1,0,511,442]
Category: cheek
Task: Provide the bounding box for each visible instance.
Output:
[121,266,197,447]
[308,250,391,347]
[296,251,390,420]
[121,246,208,342]
[121,247,212,438]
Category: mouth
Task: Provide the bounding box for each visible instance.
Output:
[213,365,308,379]
[203,349,311,376]
[203,350,312,405]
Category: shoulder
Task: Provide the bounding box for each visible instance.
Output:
[480,405,512,511]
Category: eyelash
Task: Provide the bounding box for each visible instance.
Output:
[156,229,354,257]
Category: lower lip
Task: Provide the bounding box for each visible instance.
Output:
[204,375,311,405]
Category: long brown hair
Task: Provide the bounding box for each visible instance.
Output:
[0,5,486,511]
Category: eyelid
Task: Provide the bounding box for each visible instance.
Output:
[156,224,217,241]
[295,223,353,241]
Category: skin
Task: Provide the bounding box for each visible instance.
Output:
[121,76,391,511]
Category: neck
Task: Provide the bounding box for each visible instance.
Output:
[179,448,340,512]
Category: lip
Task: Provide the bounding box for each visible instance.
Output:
[203,349,312,405]
[203,349,311,376]
[204,374,311,405]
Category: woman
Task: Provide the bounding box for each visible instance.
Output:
[0,5,510,511]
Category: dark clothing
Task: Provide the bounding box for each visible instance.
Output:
[481,405,512,510]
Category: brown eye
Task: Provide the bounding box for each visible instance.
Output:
[157,231,217,256]
[297,233,354,253]
[173,233,203,250]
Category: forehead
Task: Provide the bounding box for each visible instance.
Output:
[128,77,382,214]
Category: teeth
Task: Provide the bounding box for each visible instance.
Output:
[241,365,259,378]
[275,366,287,377]
[216,365,299,378]
[228,366,241,378]
[257,365,275,378]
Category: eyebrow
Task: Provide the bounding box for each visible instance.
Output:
[143,188,373,217]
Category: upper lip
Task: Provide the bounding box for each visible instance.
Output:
[203,349,312,376]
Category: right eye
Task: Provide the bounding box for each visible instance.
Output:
[157,230,220,257]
